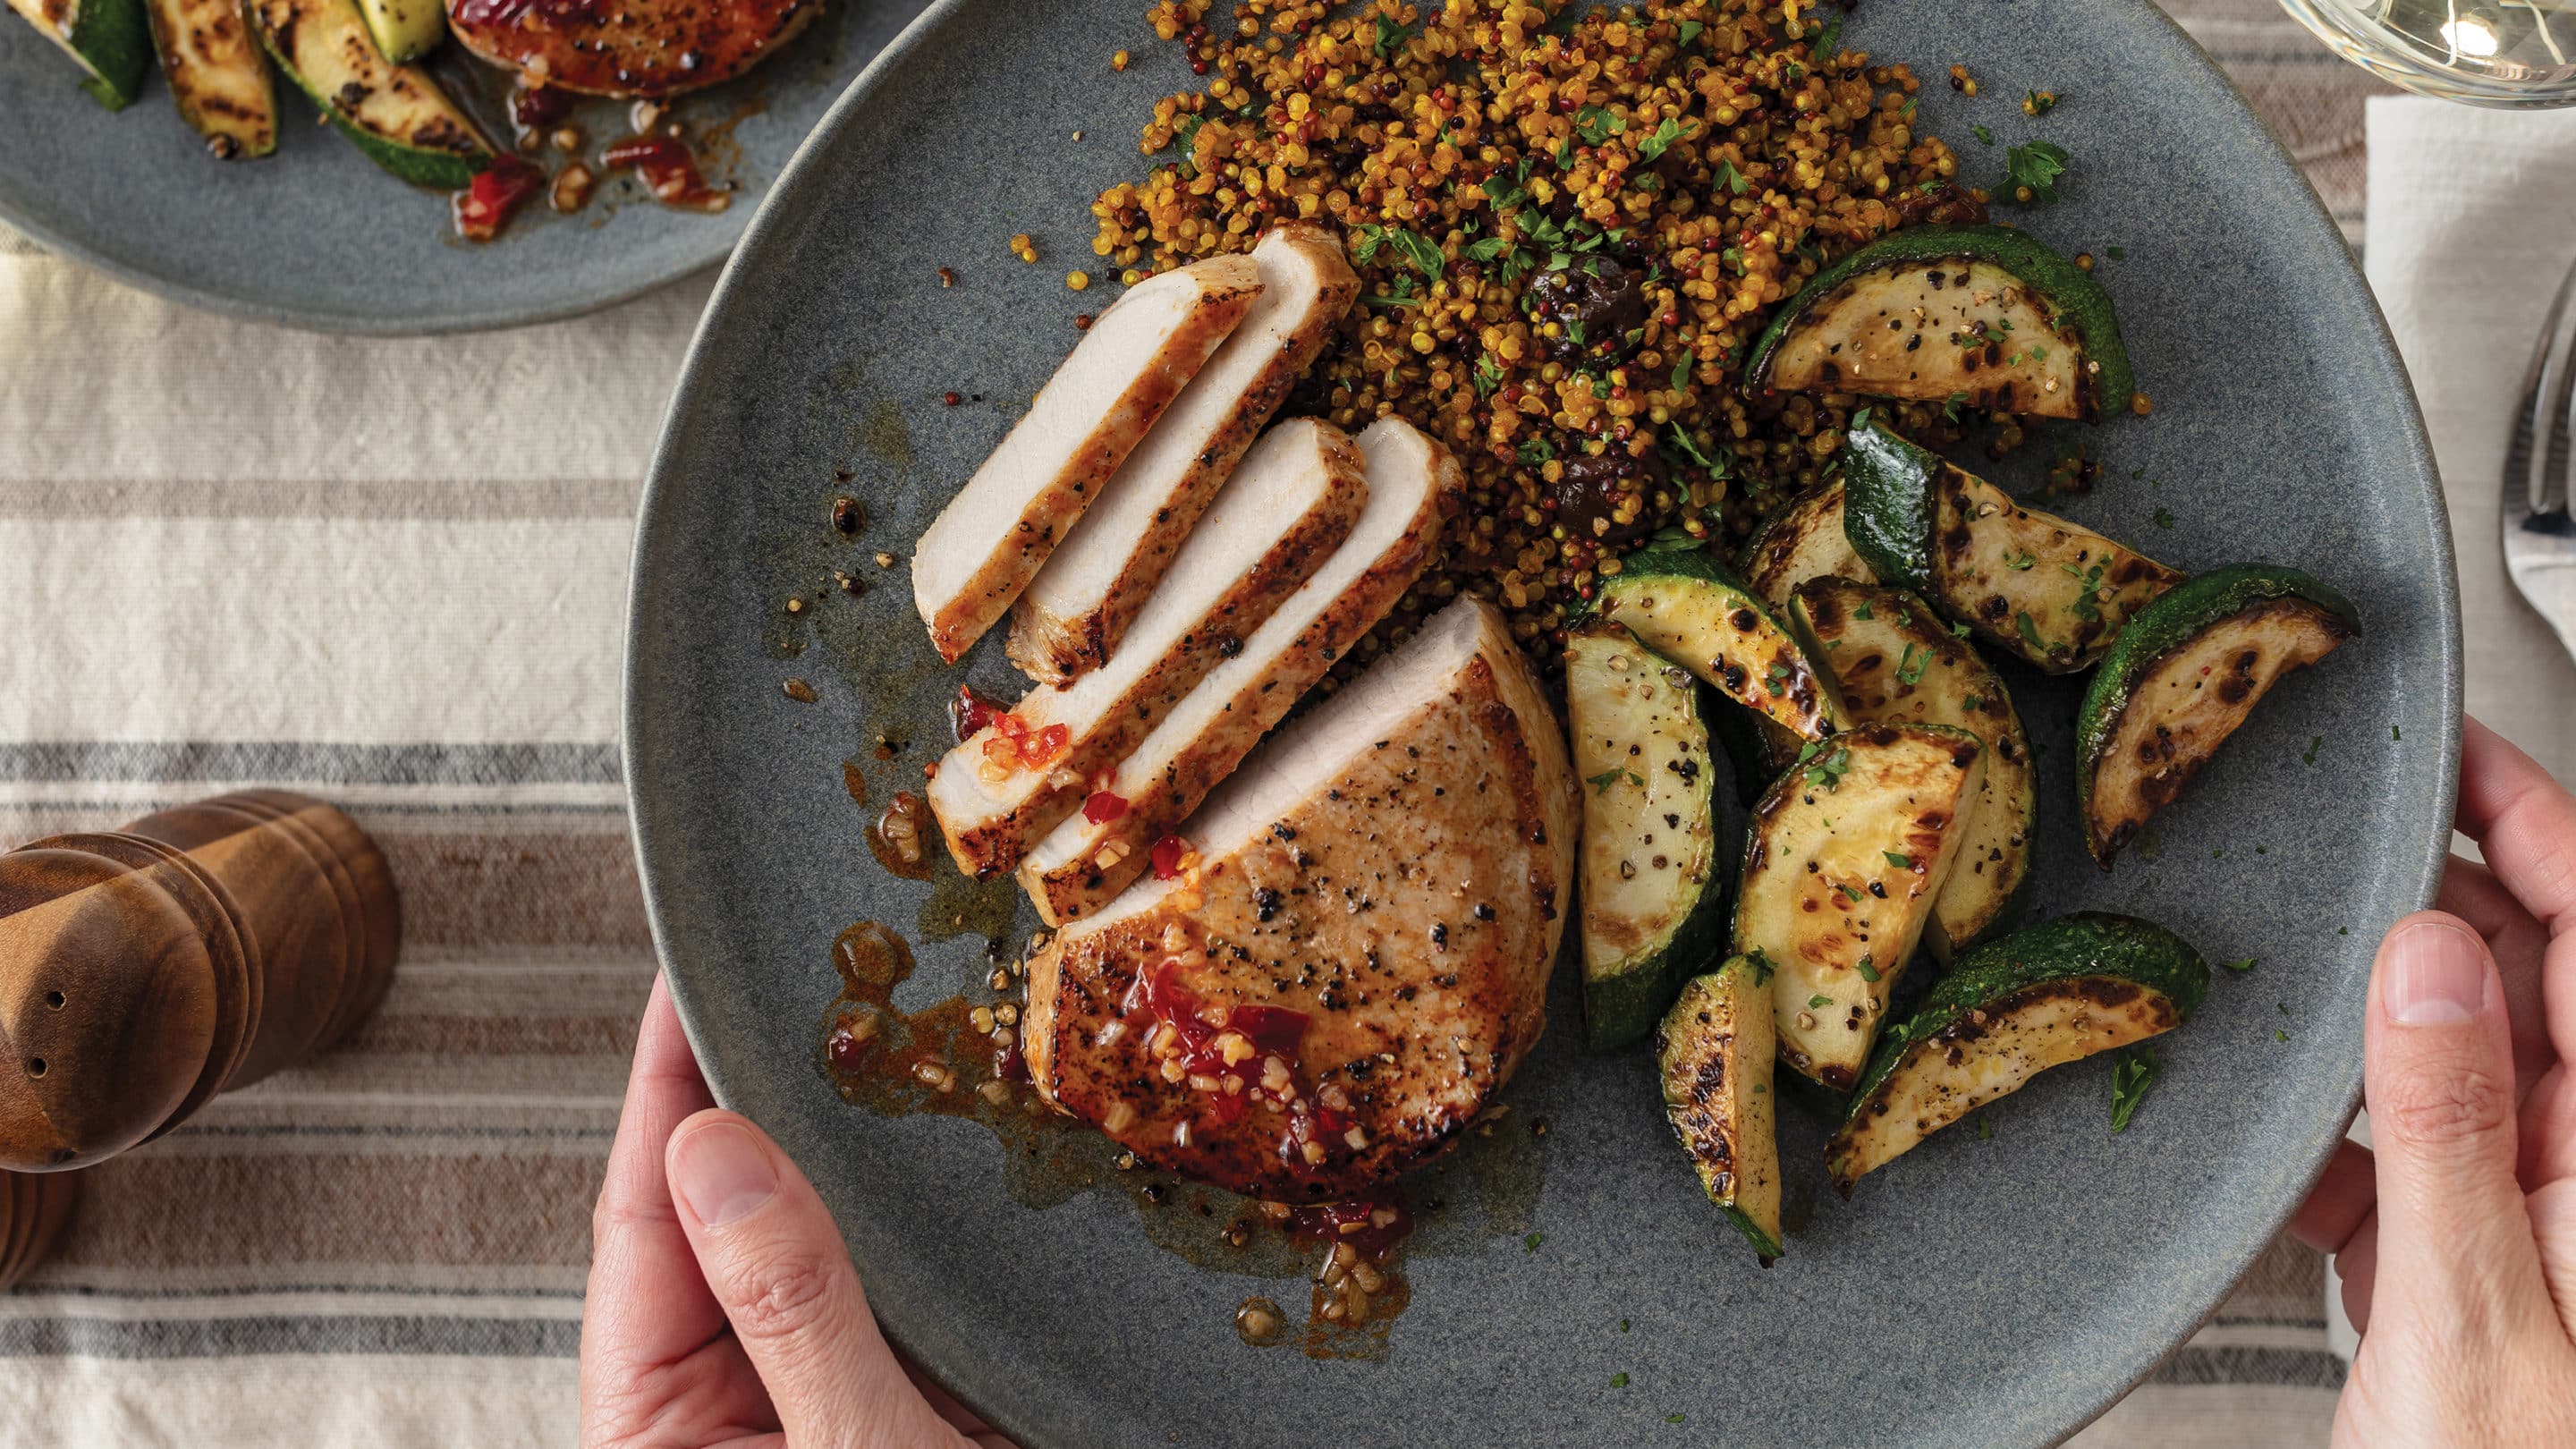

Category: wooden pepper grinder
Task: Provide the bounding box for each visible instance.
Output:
[0,792,399,1175]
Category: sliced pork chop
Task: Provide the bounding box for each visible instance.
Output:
[928,419,1367,878]
[1007,225,1361,685]
[1017,418,1462,925]
[911,255,1262,664]
[447,0,817,97]
[1020,597,1578,1202]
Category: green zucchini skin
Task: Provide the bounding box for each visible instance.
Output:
[1744,224,2136,419]
[1591,538,1850,742]
[10,0,155,108]
[2075,564,2360,865]
[1827,913,2209,1193]
[251,0,488,188]
[1566,622,1730,1052]
[1837,416,1938,593]
[1656,955,1784,1260]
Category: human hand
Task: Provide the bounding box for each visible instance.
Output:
[580,975,1017,1448]
[2291,716,2576,1445]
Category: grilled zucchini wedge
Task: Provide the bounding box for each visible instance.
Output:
[1789,580,2034,954]
[1739,478,1871,610]
[1567,622,1728,1051]
[253,0,488,187]
[1743,225,2135,420]
[1594,538,1850,743]
[1737,723,1985,1089]
[1840,419,2180,672]
[1656,955,1782,1260]
[9,0,152,108]
[1826,913,2209,1193]
[148,0,276,157]
[2077,564,2360,867]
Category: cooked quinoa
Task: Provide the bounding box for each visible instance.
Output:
[1089,0,2002,662]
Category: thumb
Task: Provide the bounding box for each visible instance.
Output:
[665,1110,970,1449]
[2364,912,2544,1329]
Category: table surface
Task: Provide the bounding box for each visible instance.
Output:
[0,1,2394,1443]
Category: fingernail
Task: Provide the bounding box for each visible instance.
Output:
[2383,921,2489,1026]
[671,1119,779,1226]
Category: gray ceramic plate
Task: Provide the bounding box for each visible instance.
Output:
[626,2,2462,1444]
[0,0,932,333]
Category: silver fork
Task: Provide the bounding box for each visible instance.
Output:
[2506,249,2576,663]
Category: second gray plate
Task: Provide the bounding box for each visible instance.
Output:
[627,1,2461,1444]
[0,0,932,333]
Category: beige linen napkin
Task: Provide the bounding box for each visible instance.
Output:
[2364,96,2576,780]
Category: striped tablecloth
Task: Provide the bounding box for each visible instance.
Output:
[0,2,2389,1442]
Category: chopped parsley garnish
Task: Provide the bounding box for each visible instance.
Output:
[1835,882,1863,905]
[1525,1232,1545,1252]
[1473,356,1504,399]
[1895,641,1930,685]
[1613,1373,1631,1388]
[2024,88,2057,116]
[1621,1318,1631,1333]
[2107,244,2127,259]
[1971,123,1994,146]
[2221,957,2256,972]
[1586,767,1643,794]
[1637,115,1686,162]
[1677,19,1704,46]
[1807,993,1831,1009]
[1373,13,1417,56]
[1944,390,1969,421]
[1670,352,1693,395]
[1716,158,1751,195]
[1883,851,1912,869]
[1852,599,1874,620]
[2015,611,2047,655]
[2003,550,2037,572]
[1519,437,1557,467]
[1744,948,1776,985]
[1853,955,1879,982]
[1977,1113,1993,1140]
[2108,1046,2160,1132]
[2393,724,2402,741]
[2152,505,2175,530]
[2004,140,2070,204]
[2065,562,2107,623]
[1667,1415,1688,1425]
[1574,105,1626,146]
[2275,1029,2290,1042]
[1951,621,1974,640]
[1466,234,1513,262]
[1810,10,1845,56]
[1385,227,1444,280]
[2302,734,2322,766]
[1564,316,1588,347]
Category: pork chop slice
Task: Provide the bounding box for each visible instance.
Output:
[1008,225,1360,686]
[928,419,1367,879]
[447,0,818,97]
[1020,597,1578,1202]
[911,254,1261,664]
[1016,418,1462,926]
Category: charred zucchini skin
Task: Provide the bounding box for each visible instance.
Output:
[1589,537,1850,742]
[2073,564,2360,834]
[1838,416,1939,593]
[13,0,155,108]
[1845,913,2209,1107]
[1737,478,1871,609]
[1743,224,2135,417]
[1656,955,1784,1260]
[1567,622,1730,1052]
[1828,913,2209,1191]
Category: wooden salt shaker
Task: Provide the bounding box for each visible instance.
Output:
[0,792,399,1174]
